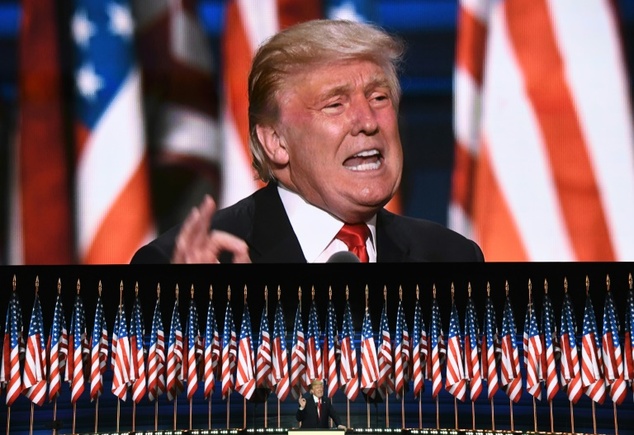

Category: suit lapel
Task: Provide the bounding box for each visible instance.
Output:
[249,183,306,262]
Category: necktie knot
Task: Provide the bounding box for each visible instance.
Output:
[336,223,370,262]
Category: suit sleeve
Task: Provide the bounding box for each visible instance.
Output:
[326,399,342,427]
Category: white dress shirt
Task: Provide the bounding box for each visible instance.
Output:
[277,185,377,263]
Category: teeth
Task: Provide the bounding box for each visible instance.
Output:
[348,160,382,171]
[353,149,380,157]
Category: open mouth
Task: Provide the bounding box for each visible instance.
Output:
[343,149,383,171]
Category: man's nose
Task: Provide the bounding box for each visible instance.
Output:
[351,98,379,135]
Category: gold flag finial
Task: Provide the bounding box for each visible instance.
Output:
[544,278,548,295]
[606,274,611,292]
[77,279,82,295]
[135,281,140,298]
[57,278,62,295]
[208,284,212,300]
[629,273,633,289]
[298,286,302,301]
[399,285,403,301]
[277,285,281,301]
[345,285,350,300]
[191,284,195,299]
[416,284,420,301]
[433,283,437,299]
[528,279,532,301]
[468,282,472,298]
[35,275,39,295]
[451,282,455,302]
[383,285,387,301]
[227,285,232,301]
[564,277,568,294]
[505,280,509,297]
[157,283,161,299]
[311,285,316,300]
[98,280,102,298]
[175,283,180,300]
[486,282,490,298]
[585,275,590,296]
[365,285,369,308]
[12,274,16,292]
[329,286,333,300]
[244,284,247,304]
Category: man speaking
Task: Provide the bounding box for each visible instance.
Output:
[296,379,346,429]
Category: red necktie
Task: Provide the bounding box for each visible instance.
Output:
[317,398,322,418]
[336,223,370,262]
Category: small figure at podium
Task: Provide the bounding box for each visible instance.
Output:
[297,379,347,430]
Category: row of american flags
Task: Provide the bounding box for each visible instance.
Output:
[3,275,634,427]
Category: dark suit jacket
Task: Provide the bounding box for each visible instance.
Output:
[131,182,484,263]
[295,393,342,428]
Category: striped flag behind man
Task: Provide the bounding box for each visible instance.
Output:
[464,293,482,401]
[445,299,466,401]
[340,298,359,401]
[22,290,47,406]
[236,303,256,400]
[411,295,427,399]
[272,297,290,401]
[203,294,220,400]
[48,290,68,402]
[360,308,379,396]
[429,295,445,399]
[290,302,306,400]
[581,291,606,404]
[67,293,88,403]
[185,293,202,400]
[450,0,634,261]
[1,288,24,405]
[130,292,146,403]
[541,290,560,401]
[394,297,409,398]
[524,298,542,400]
[71,0,154,263]
[324,298,339,398]
[221,299,237,400]
[481,290,499,399]
[256,305,273,392]
[111,302,131,401]
[377,299,394,396]
[500,291,521,402]
[147,294,166,402]
[306,299,322,383]
[89,291,108,401]
[602,287,627,404]
[166,297,184,401]
[624,279,634,390]
[559,289,582,403]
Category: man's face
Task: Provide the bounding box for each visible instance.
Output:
[311,382,324,398]
[270,59,403,223]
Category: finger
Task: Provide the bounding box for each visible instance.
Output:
[172,195,217,263]
[207,231,251,263]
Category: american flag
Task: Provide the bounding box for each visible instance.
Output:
[445,300,466,401]
[290,303,306,400]
[602,289,627,404]
[340,300,359,401]
[47,292,68,402]
[377,300,394,395]
[625,284,634,388]
[394,298,409,398]
[524,300,543,400]
[429,297,445,399]
[236,303,256,400]
[130,293,146,403]
[541,293,560,401]
[360,308,379,396]
[481,294,499,400]
[133,0,220,183]
[219,0,320,207]
[559,291,582,403]
[500,294,521,402]
[306,300,322,383]
[71,0,154,263]
[272,299,290,401]
[22,291,47,406]
[256,305,273,392]
[464,295,482,401]
[324,299,339,398]
[581,293,606,403]
[221,300,237,400]
[147,296,165,402]
[1,290,23,405]
[203,296,220,400]
[111,302,131,401]
[89,294,108,401]
[166,298,184,401]
[185,295,202,400]
[411,298,427,399]
[68,294,88,403]
[450,0,634,262]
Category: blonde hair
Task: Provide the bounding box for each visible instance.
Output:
[247,19,405,182]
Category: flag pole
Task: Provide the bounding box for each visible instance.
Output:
[490,398,494,431]
[569,401,575,433]
[155,400,159,431]
[383,287,390,428]
[509,398,514,431]
[418,394,422,428]
[29,403,34,435]
[613,402,619,435]
[173,395,178,430]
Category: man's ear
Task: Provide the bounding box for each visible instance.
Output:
[256,124,289,165]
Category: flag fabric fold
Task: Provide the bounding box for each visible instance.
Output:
[185,295,202,400]
[394,298,409,398]
[602,290,627,405]
[89,294,108,401]
[464,295,482,401]
[22,291,47,406]
[255,305,273,392]
[236,303,256,400]
[559,291,582,403]
[581,293,606,404]
[541,293,560,401]
[445,300,466,401]
[500,294,521,402]
[1,290,24,405]
[68,294,88,403]
[130,293,146,403]
[203,296,221,400]
[290,303,306,400]
[111,302,131,401]
[524,300,543,400]
[166,298,184,401]
[429,297,445,399]
[360,308,379,396]
[47,292,68,402]
[340,299,359,401]
[411,297,427,399]
[324,299,339,398]
[147,296,166,402]
[482,293,499,400]
[272,299,290,401]
[306,299,322,383]
[221,300,237,400]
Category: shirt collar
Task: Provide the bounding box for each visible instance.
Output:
[277,184,376,262]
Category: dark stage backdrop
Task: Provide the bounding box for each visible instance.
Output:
[0,263,633,434]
